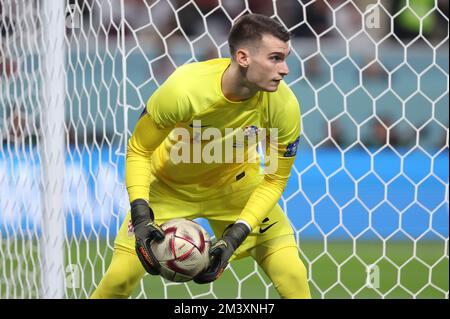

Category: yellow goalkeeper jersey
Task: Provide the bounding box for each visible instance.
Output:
[126,58,301,229]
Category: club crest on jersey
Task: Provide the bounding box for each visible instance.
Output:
[243,125,260,138]
[234,125,260,148]
[284,136,300,157]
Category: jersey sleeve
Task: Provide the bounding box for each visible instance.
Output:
[238,87,301,229]
[125,113,170,203]
[126,69,193,203]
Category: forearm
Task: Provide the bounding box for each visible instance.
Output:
[196,158,294,283]
[126,141,153,203]
[238,156,295,229]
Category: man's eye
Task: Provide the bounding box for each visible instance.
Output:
[270,56,281,61]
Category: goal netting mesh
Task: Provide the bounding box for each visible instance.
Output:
[0,0,448,298]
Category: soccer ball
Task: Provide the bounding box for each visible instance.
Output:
[150,218,211,282]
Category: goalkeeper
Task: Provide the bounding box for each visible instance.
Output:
[91,14,310,299]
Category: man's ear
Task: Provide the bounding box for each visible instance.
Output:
[236,49,250,68]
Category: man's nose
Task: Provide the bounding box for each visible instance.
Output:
[279,61,289,77]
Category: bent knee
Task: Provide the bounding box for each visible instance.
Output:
[272,252,308,284]
[285,262,308,282]
[91,252,144,299]
[92,268,136,299]
[263,247,311,299]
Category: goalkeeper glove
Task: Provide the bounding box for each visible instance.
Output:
[194,222,250,284]
[131,199,165,275]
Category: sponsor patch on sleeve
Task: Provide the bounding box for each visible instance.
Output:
[283,136,300,157]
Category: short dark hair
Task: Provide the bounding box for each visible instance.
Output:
[228,14,291,57]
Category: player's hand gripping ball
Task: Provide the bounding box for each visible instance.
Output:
[150,218,211,282]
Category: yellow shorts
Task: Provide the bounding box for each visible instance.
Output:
[115,174,297,260]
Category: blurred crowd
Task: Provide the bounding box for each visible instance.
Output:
[65,0,449,44]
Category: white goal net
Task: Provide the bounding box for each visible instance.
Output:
[0,0,448,299]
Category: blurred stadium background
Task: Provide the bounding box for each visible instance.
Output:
[0,0,448,298]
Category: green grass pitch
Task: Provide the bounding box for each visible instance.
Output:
[0,240,447,298]
[67,240,448,299]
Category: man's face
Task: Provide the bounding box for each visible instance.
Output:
[243,34,290,92]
